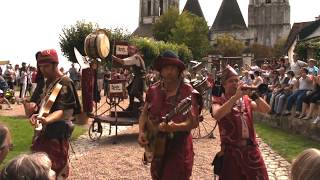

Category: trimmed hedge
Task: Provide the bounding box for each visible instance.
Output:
[129,37,193,68]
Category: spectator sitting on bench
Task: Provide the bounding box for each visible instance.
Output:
[298,74,320,120]
[284,68,313,117]
[274,71,298,116]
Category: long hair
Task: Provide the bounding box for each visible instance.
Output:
[290,148,320,180]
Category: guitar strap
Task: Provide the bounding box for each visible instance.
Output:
[39,75,66,112]
[162,79,182,124]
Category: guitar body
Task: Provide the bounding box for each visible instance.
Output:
[144,119,167,163]
[143,96,192,163]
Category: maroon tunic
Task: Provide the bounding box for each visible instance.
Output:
[31,136,69,177]
[213,95,269,180]
[31,76,80,178]
[146,82,201,180]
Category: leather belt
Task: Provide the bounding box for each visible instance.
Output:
[223,139,256,148]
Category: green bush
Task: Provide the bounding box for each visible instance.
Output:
[129,37,193,67]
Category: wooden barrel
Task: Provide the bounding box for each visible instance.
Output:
[84,29,110,59]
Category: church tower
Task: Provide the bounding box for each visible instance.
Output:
[209,0,250,45]
[248,0,291,47]
[133,0,179,37]
[182,0,205,19]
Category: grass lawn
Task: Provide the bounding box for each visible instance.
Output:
[255,121,320,162]
[0,116,87,167]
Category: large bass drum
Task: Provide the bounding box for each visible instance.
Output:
[84,29,110,59]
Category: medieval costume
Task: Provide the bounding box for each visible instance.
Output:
[113,45,146,111]
[212,66,269,180]
[30,49,81,178]
[144,51,202,180]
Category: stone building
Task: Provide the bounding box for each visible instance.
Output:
[248,0,291,47]
[209,0,250,46]
[133,0,291,48]
[132,0,179,37]
[182,0,205,19]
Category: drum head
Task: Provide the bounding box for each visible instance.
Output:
[84,34,94,58]
[84,29,110,59]
[97,32,110,59]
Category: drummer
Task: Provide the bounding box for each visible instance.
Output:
[112,45,146,112]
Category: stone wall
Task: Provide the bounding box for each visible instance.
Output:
[248,1,291,47]
[254,113,320,142]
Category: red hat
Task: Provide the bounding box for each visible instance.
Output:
[153,50,185,72]
[221,65,238,82]
[37,49,59,65]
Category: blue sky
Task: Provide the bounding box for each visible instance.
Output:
[0,0,319,69]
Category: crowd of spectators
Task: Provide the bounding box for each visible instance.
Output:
[238,54,320,124]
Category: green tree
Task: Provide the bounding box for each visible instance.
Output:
[152,9,210,60]
[170,12,210,60]
[249,43,273,58]
[272,38,287,58]
[152,8,180,42]
[213,34,245,57]
[59,20,98,63]
[130,37,193,67]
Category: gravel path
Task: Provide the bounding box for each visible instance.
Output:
[69,123,291,180]
[0,96,291,180]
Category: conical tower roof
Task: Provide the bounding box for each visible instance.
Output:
[182,0,205,18]
[210,0,247,31]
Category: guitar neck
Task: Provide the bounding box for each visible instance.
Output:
[162,96,192,124]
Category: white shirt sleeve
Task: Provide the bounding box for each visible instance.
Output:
[298,60,307,66]
[123,55,140,66]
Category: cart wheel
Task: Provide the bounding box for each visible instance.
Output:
[191,110,216,139]
[88,121,103,141]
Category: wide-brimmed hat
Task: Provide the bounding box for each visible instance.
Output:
[308,58,316,63]
[153,50,185,72]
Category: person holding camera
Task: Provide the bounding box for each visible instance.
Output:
[211,65,271,180]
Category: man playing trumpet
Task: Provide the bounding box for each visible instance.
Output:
[211,65,270,180]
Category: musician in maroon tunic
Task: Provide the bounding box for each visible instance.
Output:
[138,51,202,180]
[211,65,270,180]
[28,49,81,179]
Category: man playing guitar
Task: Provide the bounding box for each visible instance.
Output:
[26,49,81,179]
[138,50,202,180]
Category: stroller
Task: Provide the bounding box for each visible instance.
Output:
[0,79,16,104]
[4,89,16,104]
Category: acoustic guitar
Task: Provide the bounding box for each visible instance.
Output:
[143,96,192,164]
[34,82,63,135]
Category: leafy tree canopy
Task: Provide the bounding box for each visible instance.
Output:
[153,8,210,60]
[212,34,245,57]
[59,20,98,63]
